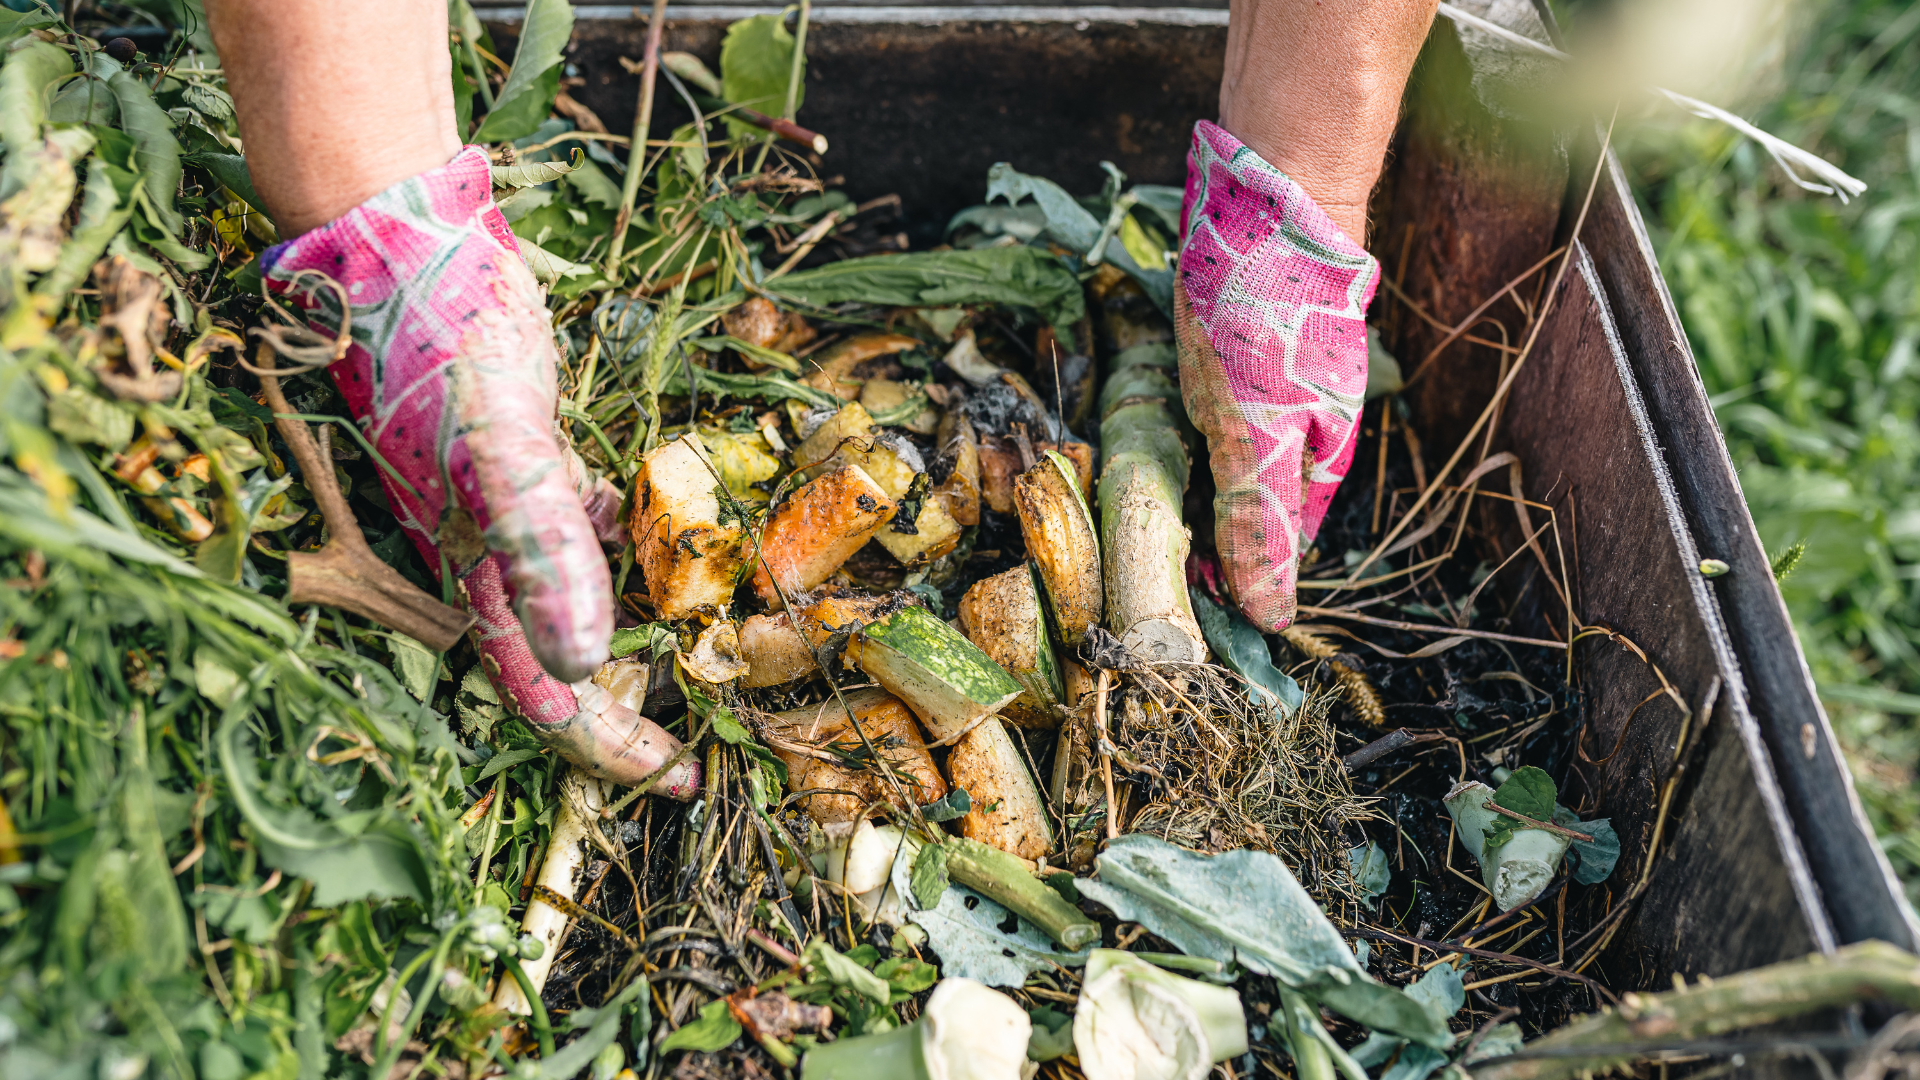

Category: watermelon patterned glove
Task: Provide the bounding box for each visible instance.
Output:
[264,146,697,797]
[1176,120,1380,631]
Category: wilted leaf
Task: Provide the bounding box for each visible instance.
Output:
[908,883,1091,988]
[772,246,1086,331]
[909,840,949,910]
[106,69,185,235]
[919,786,971,824]
[1079,834,1449,1047]
[719,14,801,139]
[704,428,783,495]
[1348,840,1391,904]
[519,236,593,285]
[492,147,584,189]
[1558,809,1620,885]
[1189,587,1303,715]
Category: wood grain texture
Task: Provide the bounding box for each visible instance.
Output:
[1574,134,1918,954]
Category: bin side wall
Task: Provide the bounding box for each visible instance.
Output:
[557,19,1226,245]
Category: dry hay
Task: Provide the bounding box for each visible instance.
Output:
[1097,663,1378,903]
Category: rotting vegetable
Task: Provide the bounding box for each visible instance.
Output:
[1,4,1896,1078]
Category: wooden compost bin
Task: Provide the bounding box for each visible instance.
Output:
[480,0,1917,1006]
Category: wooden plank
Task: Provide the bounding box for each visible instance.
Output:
[1574,135,1919,953]
[1501,247,1833,971]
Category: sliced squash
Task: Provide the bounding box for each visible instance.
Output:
[629,433,750,619]
[737,591,897,688]
[978,435,1094,515]
[948,717,1054,860]
[752,464,896,605]
[1014,450,1104,646]
[932,411,982,526]
[845,603,1023,741]
[799,332,922,400]
[958,565,1062,729]
[876,495,963,567]
[767,687,947,824]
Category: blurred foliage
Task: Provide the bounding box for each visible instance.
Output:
[1613,0,1920,900]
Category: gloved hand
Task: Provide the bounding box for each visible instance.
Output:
[264,146,698,798]
[1176,120,1379,632]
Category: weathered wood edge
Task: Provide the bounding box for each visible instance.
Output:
[1574,132,1918,953]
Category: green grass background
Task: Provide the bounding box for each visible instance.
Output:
[1607,0,1920,902]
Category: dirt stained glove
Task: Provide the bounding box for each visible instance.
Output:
[1176,121,1379,631]
[262,146,697,797]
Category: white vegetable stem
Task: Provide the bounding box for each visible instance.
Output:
[1073,949,1248,1080]
[493,770,603,1015]
[1444,780,1569,912]
[800,977,1031,1080]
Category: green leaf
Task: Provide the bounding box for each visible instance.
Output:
[719,13,801,138]
[609,622,677,660]
[473,0,572,142]
[477,747,545,783]
[513,977,649,1078]
[1405,963,1465,1026]
[981,161,1102,252]
[909,840,949,909]
[1348,840,1391,904]
[1078,834,1449,1048]
[919,786,971,824]
[475,62,561,143]
[0,41,73,197]
[770,246,1087,331]
[1188,587,1303,715]
[0,6,58,49]
[564,156,622,208]
[190,151,267,214]
[1491,766,1556,821]
[874,955,938,995]
[657,999,742,1055]
[661,363,840,410]
[709,706,751,745]
[107,70,185,235]
[801,939,891,1004]
[977,162,1173,316]
[1557,809,1620,885]
[908,881,1091,988]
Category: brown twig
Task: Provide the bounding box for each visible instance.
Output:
[1355,927,1618,1005]
[1481,800,1593,842]
[253,344,473,651]
[1298,605,1567,650]
[1342,728,1446,770]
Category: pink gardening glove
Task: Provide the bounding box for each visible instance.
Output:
[1176,121,1379,631]
[264,147,698,798]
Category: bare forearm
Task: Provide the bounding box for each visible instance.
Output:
[204,0,460,235]
[1219,0,1437,242]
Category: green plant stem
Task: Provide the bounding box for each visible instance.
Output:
[502,954,559,1060]
[942,836,1099,950]
[372,928,458,1075]
[608,0,671,267]
[474,774,505,902]
[1471,941,1920,1080]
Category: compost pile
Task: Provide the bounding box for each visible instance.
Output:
[0,4,1695,1079]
